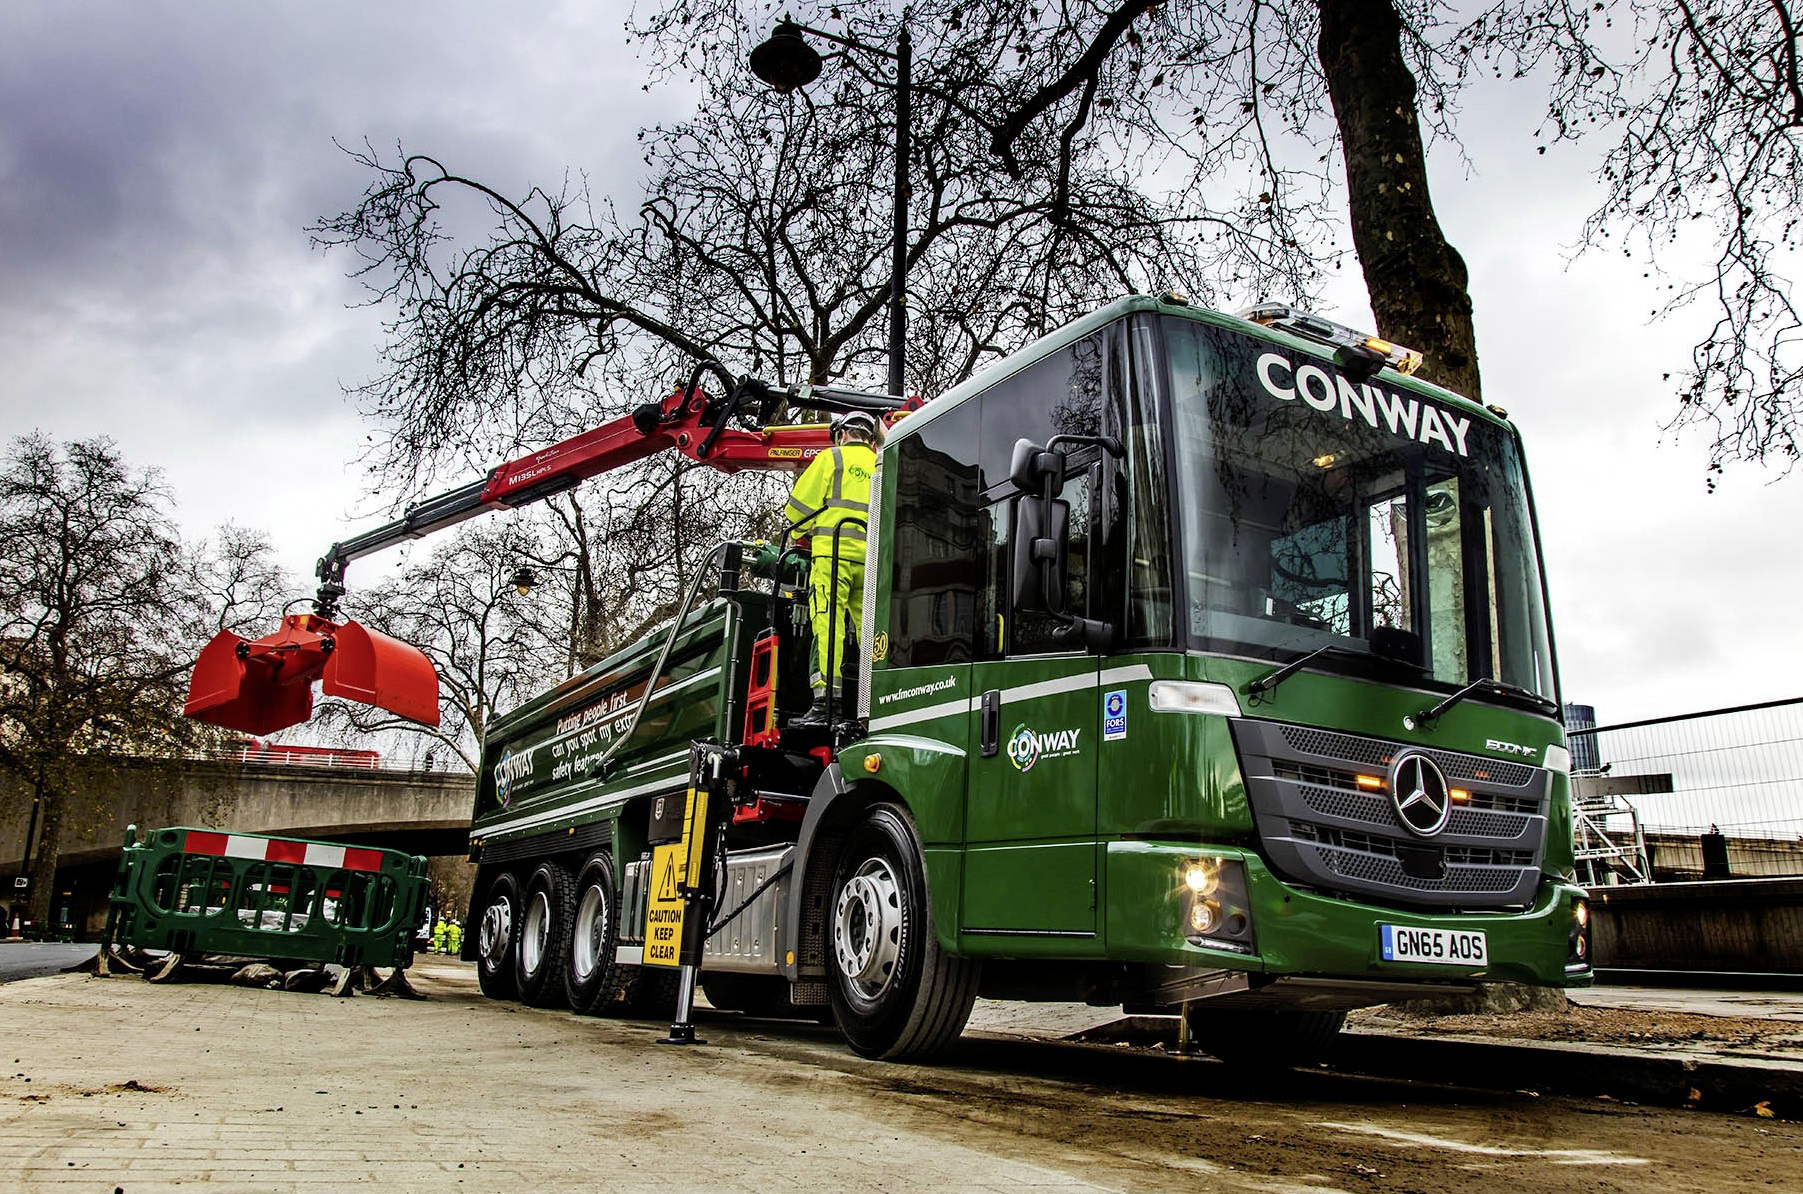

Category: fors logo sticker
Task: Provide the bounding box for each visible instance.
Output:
[1006,724,1083,772]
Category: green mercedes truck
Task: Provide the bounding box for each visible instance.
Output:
[463,293,1591,1062]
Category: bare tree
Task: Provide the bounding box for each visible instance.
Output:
[1463,0,1803,479]
[958,0,1803,474]
[315,1,1327,489]
[0,435,285,930]
[896,0,1482,396]
[309,3,1329,690]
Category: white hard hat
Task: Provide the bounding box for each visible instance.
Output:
[833,410,880,442]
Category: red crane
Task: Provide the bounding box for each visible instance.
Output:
[185,374,906,736]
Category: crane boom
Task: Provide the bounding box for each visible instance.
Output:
[186,374,906,737]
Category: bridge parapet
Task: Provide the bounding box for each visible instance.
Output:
[1,756,475,871]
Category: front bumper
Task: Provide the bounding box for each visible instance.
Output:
[1105,840,1592,989]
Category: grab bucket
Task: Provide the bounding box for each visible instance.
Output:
[185,614,439,735]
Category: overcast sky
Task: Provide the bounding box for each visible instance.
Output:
[2,1,1797,729]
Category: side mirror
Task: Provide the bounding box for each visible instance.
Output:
[1007,433,1123,654]
[1010,438,1065,496]
[1011,495,1069,615]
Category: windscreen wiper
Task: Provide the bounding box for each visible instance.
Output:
[1247,645,1384,699]
[1405,677,1561,729]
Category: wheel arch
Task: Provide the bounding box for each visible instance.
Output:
[783,765,953,981]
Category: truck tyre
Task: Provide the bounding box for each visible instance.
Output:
[827,803,979,1060]
[565,852,623,1015]
[475,871,520,1001]
[1185,1008,1347,1069]
[516,860,576,1008]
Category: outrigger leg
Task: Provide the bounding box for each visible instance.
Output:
[658,743,730,1046]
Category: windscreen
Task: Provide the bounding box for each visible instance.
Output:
[1164,317,1556,700]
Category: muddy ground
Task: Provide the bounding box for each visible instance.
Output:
[0,958,1796,1192]
[1350,1000,1803,1058]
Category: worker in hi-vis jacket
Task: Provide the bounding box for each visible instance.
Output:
[782,410,880,727]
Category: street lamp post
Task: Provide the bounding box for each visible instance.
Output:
[750,17,912,400]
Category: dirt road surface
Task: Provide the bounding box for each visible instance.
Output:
[0,958,1797,1192]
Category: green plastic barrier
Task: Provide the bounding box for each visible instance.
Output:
[107,825,428,969]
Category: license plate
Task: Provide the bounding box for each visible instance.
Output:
[1379,924,1488,967]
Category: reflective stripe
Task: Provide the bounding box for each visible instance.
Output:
[868,695,974,732]
[864,664,1156,733]
[786,443,872,555]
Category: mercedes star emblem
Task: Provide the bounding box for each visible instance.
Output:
[1389,751,1453,837]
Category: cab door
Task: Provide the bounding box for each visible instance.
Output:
[961,466,1101,937]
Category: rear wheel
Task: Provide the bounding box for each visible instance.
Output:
[1185,1007,1347,1069]
[516,861,576,1008]
[827,804,979,1060]
[475,871,520,1000]
[565,852,623,1015]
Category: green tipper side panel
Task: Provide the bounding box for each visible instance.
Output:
[470,597,751,854]
[107,826,427,969]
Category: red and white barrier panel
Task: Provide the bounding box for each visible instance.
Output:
[182,831,385,873]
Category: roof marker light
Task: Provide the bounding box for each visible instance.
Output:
[1237,302,1424,377]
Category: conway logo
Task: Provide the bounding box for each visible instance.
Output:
[1256,351,1474,457]
[493,749,533,808]
[1006,724,1082,772]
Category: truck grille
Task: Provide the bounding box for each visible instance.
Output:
[1235,719,1551,909]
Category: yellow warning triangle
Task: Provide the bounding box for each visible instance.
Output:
[655,853,681,901]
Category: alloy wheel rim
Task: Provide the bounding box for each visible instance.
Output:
[572,884,608,981]
[521,890,550,975]
[833,857,903,998]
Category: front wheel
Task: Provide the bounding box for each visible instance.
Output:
[475,871,520,1000]
[1185,1007,1347,1069]
[827,804,979,1060]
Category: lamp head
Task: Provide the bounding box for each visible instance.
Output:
[750,21,823,93]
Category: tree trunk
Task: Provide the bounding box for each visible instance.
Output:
[1317,0,1482,401]
[26,783,63,934]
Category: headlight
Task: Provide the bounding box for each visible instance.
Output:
[1180,858,1255,955]
[1567,897,1592,970]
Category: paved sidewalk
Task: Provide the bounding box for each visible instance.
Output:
[1570,984,1803,1022]
[0,957,1139,1192]
[1,949,1799,1193]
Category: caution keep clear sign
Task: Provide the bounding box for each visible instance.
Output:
[643,786,709,968]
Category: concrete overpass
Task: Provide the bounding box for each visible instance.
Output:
[1,756,475,937]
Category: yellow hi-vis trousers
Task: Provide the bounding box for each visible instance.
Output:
[809,553,862,692]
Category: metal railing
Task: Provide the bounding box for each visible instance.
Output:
[1567,697,1803,883]
[144,743,473,776]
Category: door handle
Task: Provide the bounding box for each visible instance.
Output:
[980,689,1001,758]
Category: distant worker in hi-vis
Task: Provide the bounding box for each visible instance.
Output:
[783,410,880,727]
